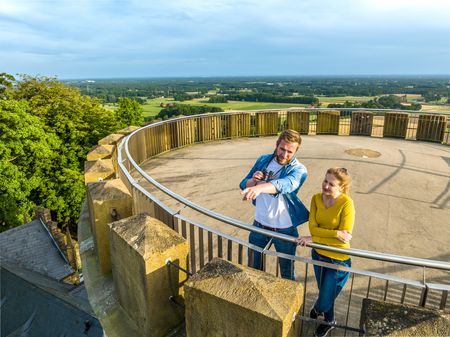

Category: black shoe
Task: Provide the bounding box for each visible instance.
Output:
[314,320,336,337]
[310,307,324,320]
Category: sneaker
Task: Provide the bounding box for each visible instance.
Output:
[314,320,336,337]
[310,307,324,320]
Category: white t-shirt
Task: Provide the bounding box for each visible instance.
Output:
[254,158,293,229]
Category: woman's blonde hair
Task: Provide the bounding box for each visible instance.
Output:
[327,167,351,195]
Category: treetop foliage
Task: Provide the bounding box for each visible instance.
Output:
[208,95,228,103]
[156,103,223,120]
[0,74,138,233]
[116,97,144,128]
[327,94,422,110]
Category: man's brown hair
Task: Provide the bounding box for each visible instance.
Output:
[277,129,302,148]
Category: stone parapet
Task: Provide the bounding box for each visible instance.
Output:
[117,125,140,135]
[87,145,115,161]
[78,201,142,337]
[84,159,115,184]
[108,213,188,337]
[184,258,303,337]
[360,298,450,336]
[87,179,132,274]
[98,133,124,146]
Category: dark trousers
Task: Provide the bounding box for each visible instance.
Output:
[248,221,298,280]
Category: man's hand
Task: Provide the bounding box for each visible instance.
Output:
[241,181,278,200]
[246,171,265,187]
[241,186,262,200]
[253,170,265,182]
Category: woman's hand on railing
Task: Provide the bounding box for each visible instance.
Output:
[337,230,352,243]
[296,236,312,247]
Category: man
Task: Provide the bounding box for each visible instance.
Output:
[240,129,308,280]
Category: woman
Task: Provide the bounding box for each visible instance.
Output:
[297,167,355,337]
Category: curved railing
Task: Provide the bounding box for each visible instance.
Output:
[117,108,450,329]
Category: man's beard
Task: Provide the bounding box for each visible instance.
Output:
[276,155,289,165]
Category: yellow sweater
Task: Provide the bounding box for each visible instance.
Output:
[309,193,355,260]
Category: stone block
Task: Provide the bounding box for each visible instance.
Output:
[108,213,188,337]
[184,258,303,337]
[87,145,115,161]
[98,133,124,146]
[84,159,115,184]
[117,125,140,135]
[87,179,132,274]
[360,298,450,337]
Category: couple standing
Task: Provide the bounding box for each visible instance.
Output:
[240,129,355,337]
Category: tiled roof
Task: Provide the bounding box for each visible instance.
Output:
[1,263,103,337]
[0,219,74,281]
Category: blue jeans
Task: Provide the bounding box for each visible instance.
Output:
[248,221,298,280]
[312,249,351,322]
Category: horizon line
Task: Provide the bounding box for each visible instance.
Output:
[60,74,450,81]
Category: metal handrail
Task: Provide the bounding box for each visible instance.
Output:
[118,109,450,271]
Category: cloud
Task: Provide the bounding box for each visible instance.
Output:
[1,0,449,77]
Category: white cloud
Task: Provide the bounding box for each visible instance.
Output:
[0,0,448,77]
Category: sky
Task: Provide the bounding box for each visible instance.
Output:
[1,0,450,79]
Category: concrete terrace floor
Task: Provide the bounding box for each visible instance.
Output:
[138,135,450,334]
[140,135,450,282]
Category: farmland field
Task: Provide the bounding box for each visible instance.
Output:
[420,104,450,113]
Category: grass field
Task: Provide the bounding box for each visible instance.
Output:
[420,104,450,113]
[141,98,175,116]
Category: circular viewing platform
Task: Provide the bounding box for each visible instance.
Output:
[142,135,449,267]
[81,108,450,337]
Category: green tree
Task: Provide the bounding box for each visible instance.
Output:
[13,76,118,164]
[156,103,223,120]
[116,97,144,127]
[0,72,15,99]
[208,95,228,103]
[5,75,119,233]
[423,92,442,102]
[0,99,59,230]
